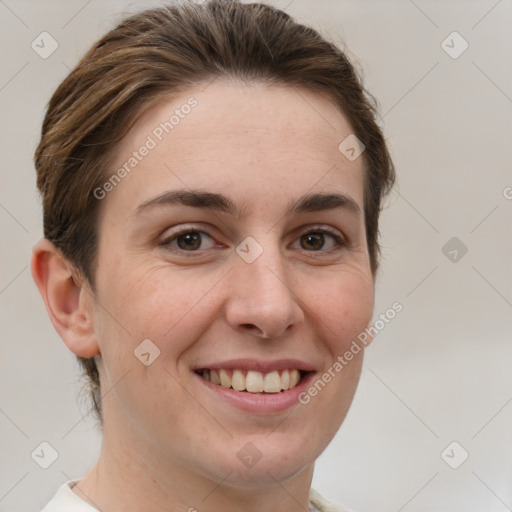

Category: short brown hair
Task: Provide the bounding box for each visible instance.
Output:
[35,0,395,421]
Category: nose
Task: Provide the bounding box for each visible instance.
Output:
[224,243,304,339]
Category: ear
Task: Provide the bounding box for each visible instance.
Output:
[31,239,100,358]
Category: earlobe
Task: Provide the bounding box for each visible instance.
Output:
[31,239,100,358]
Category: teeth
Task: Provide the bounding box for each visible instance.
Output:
[289,369,300,388]
[263,371,281,393]
[246,371,264,393]
[219,369,231,388]
[200,368,305,393]
[231,370,245,391]
[210,369,221,385]
[281,369,290,390]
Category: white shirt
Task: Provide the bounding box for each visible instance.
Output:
[41,480,351,512]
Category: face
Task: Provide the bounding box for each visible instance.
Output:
[90,80,374,487]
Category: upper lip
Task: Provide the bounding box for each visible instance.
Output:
[193,358,315,373]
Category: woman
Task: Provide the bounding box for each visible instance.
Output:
[32,1,395,510]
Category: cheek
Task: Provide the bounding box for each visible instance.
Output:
[294,269,373,435]
[95,255,374,369]
[96,263,226,359]
[305,268,374,352]
[93,264,223,419]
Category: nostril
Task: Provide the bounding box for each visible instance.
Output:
[240,324,267,337]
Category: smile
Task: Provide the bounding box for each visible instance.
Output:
[195,368,305,393]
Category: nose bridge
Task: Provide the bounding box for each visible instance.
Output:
[226,233,303,338]
[244,245,288,297]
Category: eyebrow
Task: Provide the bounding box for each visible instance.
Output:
[134,189,361,219]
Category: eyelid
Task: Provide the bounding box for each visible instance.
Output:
[160,223,217,241]
[299,224,344,239]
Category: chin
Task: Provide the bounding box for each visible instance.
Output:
[197,432,319,489]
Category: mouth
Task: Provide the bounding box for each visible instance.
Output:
[191,359,316,413]
[194,368,310,394]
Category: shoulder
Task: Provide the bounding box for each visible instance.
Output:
[309,488,353,512]
[41,480,97,512]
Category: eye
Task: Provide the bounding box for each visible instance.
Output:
[163,229,216,251]
[291,229,345,252]
[160,226,345,255]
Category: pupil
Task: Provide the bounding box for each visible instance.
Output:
[178,232,201,250]
[302,233,324,250]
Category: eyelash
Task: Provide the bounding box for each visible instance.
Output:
[160,226,346,257]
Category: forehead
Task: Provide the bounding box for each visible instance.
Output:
[104,79,365,215]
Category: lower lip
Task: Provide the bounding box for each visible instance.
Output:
[193,371,315,413]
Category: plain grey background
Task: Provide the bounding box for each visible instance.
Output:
[1,1,511,511]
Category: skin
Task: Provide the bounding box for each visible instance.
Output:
[32,79,375,512]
